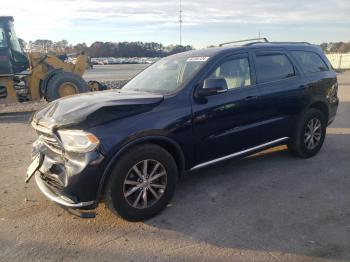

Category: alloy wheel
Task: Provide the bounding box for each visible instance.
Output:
[123,159,167,209]
[304,118,322,150]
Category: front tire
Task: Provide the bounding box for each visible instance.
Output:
[288,108,327,158]
[104,143,178,221]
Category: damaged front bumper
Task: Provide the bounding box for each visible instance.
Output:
[34,173,95,208]
[28,121,104,214]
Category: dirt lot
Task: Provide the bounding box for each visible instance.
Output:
[0,70,349,262]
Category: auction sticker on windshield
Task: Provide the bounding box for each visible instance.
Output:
[186,57,210,62]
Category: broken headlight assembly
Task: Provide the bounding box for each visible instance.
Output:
[57,130,100,153]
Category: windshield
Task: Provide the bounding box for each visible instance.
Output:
[123,55,209,94]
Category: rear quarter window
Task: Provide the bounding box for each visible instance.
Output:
[255,53,295,83]
[291,51,329,74]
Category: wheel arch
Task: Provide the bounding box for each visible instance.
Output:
[308,100,329,122]
[96,136,186,201]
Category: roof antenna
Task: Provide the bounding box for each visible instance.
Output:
[179,0,183,46]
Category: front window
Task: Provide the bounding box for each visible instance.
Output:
[209,57,252,89]
[123,55,209,94]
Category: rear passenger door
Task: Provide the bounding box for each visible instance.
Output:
[253,50,309,142]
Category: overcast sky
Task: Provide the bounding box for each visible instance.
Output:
[2,0,350,47]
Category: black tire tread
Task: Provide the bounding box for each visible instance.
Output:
[288,108,327,158]
[104,143,178,221]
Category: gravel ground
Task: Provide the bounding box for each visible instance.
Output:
[0,70,349,262]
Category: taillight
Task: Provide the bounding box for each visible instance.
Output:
[328,82,338,102]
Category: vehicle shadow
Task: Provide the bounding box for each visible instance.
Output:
[144,136,350,260]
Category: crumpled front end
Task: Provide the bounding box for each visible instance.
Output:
[30,120,104,209]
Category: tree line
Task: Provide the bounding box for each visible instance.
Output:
[320,42,350,54]
[18,39,350,57]
[19,39,193,57]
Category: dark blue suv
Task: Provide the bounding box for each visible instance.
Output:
[27,39,339,221]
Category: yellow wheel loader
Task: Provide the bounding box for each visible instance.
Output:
[0,16,102,103]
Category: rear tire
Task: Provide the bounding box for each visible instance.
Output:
[45,72,88,102]
[288,108,327,158]
[104,143,178,221]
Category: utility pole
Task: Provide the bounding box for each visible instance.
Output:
[179,0,183,46]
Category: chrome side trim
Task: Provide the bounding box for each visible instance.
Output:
[35,174,95,208]
[190,137,289,171]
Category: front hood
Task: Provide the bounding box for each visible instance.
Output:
[33,90,164,129]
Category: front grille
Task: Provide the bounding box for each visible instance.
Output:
[40,132,62,154]
[31,121,63,155]
[40,172,64,190]
[31,121,67,191]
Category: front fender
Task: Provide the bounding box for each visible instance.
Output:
[95,134,185,202]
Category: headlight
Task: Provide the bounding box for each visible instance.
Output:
[57,130,99,153]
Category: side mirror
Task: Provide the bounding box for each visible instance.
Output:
[196,78,228,97]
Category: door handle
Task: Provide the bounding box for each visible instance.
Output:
[245,96,258,101]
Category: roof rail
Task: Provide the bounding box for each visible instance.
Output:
[270,41,311,45]
[219,38,269,47]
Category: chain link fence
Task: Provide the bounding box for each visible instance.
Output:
[326,53,350,70]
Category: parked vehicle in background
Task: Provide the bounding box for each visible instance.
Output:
[27,38,338,221]
[90,57,160,65]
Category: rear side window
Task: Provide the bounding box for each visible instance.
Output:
[255,54,295,83]
[291,51,329,73]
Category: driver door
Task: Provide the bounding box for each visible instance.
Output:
[191,53,263,165]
